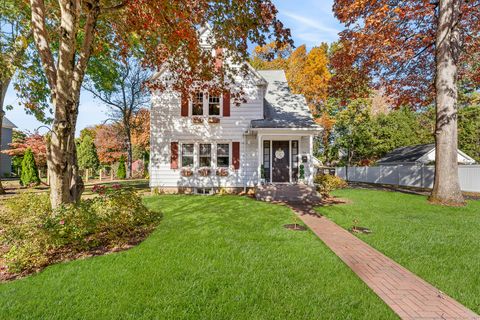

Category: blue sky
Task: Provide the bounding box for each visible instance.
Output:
[4,0,342,136]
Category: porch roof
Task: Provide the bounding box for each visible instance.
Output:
[251,70,321,130]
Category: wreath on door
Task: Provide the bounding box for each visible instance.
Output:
[275,148,285,160]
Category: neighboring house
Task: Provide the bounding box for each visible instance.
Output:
[376,143,476,166]
[1,117,17,177]
[149,29,322,193]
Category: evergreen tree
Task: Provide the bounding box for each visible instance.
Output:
[20,148,40,187]
[77,134,99,171]
[117,156,126,179]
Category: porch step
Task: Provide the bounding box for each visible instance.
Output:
[255,184,321,204]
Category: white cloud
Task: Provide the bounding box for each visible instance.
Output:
[279,10,340,46]
[282,10,339,35]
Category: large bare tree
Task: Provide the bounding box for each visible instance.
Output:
[84,57,150,178]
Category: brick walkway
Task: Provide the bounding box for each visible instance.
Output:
[290,205,480,320]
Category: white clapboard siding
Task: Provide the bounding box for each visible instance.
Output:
[150,70,265,189]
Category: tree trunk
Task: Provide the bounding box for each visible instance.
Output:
[429,0,465,206]
[0,80,11,195]
[125,125,133,179]
[47,99,84,208]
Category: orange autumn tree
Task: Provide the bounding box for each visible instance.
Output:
[250,41,292,70]
[301,44,331,113]
[333,0,480,206]
[25,0,291,208]
[286,45,307,95]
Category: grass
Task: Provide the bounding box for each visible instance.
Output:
[319,188,480,314]
[0,195,396,319]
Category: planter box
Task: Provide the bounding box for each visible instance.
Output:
[192,117,204,124]
[198,168,212,177]
[216,168,229,177]
[181,169,193,177]
[208,117,220,124]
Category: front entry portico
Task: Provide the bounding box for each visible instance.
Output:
[253,128,322,186]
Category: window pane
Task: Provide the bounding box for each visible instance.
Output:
[200,144,211,156]
[181,144,194,167]
[182,144,194,156]
[217,144,229,167]
[209,94,220,116]
[182,156,193,167]
[199,144,211,167]
[193,92,203,116]
[217,144,229,156]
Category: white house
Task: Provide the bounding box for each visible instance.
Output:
[376,143,476,166]
[1,116,16,177]
[149,29,322,194]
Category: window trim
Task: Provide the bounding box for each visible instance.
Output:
[198,143,213,167]
[178,142,232,170]
[216,143,231,168]
[189,92,223,117]
[180,143,195,168]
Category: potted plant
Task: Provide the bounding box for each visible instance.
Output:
[181,167,193,177]
[198,167,211,177]
[298,164,305,184]
[216,167,229,177]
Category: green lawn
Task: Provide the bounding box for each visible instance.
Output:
[0,195,395,319]
[320,189,480,314]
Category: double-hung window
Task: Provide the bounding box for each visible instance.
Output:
[209,94,221,116]
[199,144,212,167]
[191,92,222,116]
[192,92,204,116]
[181,144,194,167]
[217,144,230,167]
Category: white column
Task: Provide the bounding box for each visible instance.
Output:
[309,135,315,185]
[257,134,262,186]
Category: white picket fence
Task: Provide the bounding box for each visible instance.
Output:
[336,165,480,193]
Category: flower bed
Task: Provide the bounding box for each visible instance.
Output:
[0,185,162,278]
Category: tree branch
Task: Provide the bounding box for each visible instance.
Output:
[29,0,57,92]
[73,0,101,97]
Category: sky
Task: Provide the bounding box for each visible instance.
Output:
[4,0,342,136]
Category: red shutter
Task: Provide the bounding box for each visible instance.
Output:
[223,91,231,117]
[215,48,223,70]
[171,142,179,169]
[181,93,189,117]
[232,142,240,170]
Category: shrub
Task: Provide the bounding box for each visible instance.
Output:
[20,148,40,187]
[0,186,161,274]
[314,174,348,197]
[117,156,127,179]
